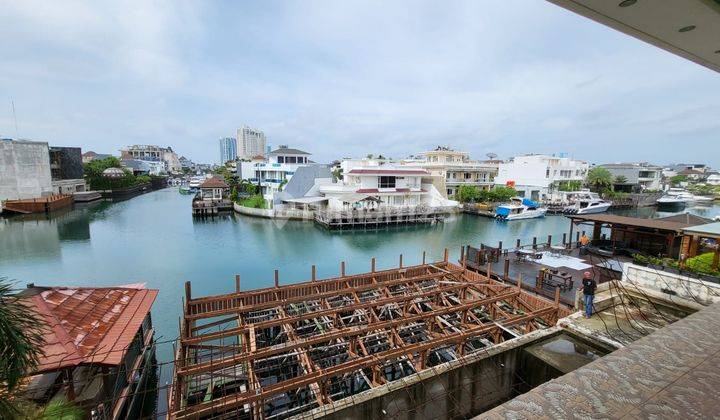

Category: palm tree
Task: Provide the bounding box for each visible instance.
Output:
[586,167,614,193]
[614,175,628,185]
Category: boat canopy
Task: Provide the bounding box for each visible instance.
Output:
[495,206,511,217]
[521,198,539,208]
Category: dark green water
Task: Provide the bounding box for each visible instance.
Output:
[2,188,718,367]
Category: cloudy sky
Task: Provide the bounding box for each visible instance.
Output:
[1,1,718,166]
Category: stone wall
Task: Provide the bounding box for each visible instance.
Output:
[0,139,53,201]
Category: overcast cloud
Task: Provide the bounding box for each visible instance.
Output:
[1,0,718,166]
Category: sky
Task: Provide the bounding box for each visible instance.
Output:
[0,0,718,166]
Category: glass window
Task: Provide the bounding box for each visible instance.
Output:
[278,156,284,163]
[379,176,396,188]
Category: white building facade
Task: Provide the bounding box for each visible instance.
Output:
[120,145,181,173]
[318,160,456,211]
[239,147,312,200]
[218,137,237,164]
[237,125,267,160]
[600,163,663,191]
[494,154,589,201]
[0,139,54,202]
[408,148,497,198]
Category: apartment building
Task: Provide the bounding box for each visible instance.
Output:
[600,162,663,191]
[237,125,267,160]
[494,154,589,201]
[411,147,497,198]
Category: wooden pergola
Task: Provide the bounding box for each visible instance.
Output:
[168,252,569,419]
[681,222,720,269]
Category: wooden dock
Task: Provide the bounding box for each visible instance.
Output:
[1,195,74,214]
[192,198,233,217]
[314,206,448,229]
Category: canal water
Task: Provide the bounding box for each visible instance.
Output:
[2,188,719,367]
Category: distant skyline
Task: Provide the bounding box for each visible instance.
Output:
[1,1,718,166]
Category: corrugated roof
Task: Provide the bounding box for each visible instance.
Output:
[568,214,696,232]
[683,222,720,237]
[657,213,712,226]
[21,285,157,373]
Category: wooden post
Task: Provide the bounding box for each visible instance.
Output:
[460,246,465,264]
[576,231,580,243]
[65,368,75,401]
[554,286,561,307]
[592,222,601,240]
[274,270,279,288]
[532,237,537,250]
[444,248,449,263]
[498,241,503,251]
[504,258,510,279]
[487,261,493,280]
[235,275,241,292]
[399,254,403,268]
[547,235,552,247]
[422,251,426,265]
[517,273,522,291]
[312,265,317,282]
[569,220,575,249]
[371,257,376,273]
[562,233,567,246]
[516,238,521,248]
[184,281,192,303]
[713,248,720,271]
[341,261,346,277]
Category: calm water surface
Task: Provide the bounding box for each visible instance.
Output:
[2,188,718,366]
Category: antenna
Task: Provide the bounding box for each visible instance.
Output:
[11,100,19,138]
[486,152,497,160]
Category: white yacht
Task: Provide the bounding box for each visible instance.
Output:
[495,197,547,221]
[656,188,694,209]
[562,192,611,215]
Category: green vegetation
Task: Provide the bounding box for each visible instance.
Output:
[236,195,267,209]
[455,185,517,203]
[0,279,83,419]
[586,167,614,193]
[669,174,687,187]
[614,175,628,185]
[684,252,720,277]
[83,157,151,190]
[557,180,582,192]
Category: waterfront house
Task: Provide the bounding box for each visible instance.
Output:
[238,146,314,201]
[120,145,181,173]
[494,154,589,201]
[405,146,497,199]
[17,284,158,419]
[599,162,663,192]
[49,146,87,195]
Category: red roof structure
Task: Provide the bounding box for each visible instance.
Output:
[23,285,158,373]
[346,169,429,175]
[199,177,229,189]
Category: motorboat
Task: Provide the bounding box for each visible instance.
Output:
[692,195,714,205]
[495,197,547,220]
[188,176,204,191]
[656,188,694,209]
[562,192,611,214]
[179,186,192,195]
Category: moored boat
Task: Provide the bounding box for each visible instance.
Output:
[495,197,547,220]
[656,188,694,210]
[563,193,611,215]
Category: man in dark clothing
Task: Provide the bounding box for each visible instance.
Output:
[582,271,597,318]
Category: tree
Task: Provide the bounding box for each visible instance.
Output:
[586,167,614,193]
[614,175,628,185]
[558,180,582,192]
[455,185,480,203]
[0,280,42,415]
[487,186,517,202]
[669,174,687,187]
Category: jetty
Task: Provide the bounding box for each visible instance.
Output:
[1,194,74,214]
[314,206,449,229]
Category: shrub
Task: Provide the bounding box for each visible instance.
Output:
[237,195,267,209]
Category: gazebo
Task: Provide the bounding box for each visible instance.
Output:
[102,167,126,178]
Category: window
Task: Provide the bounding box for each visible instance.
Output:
[379,176,396,188]
[546,169,550,178]
[464,173,471,179]
[287,156,297,164]
[278,156,284,163]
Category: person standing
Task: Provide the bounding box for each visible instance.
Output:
[582,271,596,318]
[579,233,590,255]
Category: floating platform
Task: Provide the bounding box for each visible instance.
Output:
[72,191,102,203]
[314,207,447,229]
[169,256,570,419]
[1,195,74,214]
[192,198,233,217]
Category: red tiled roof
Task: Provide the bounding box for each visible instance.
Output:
[347,169,429,175]
[25,285,157,372]
[200,177,229,188]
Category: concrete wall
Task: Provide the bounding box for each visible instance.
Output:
[0,139,53,201]
[622,263,720,305]
[300,328,558,420]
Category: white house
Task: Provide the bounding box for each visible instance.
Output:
[404,147,497,198]
[494,154,589,201]
[237,146,313,200]
[706,174,720,186]
[318,161,455,211]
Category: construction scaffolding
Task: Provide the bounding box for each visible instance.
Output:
[169,253,570,419]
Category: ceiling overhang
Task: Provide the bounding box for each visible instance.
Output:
[547,0,720,73]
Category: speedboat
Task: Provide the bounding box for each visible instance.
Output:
[495,197,547,220]
[562,192,611,214]
[693,195,714,205]
[656,188,694,209]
